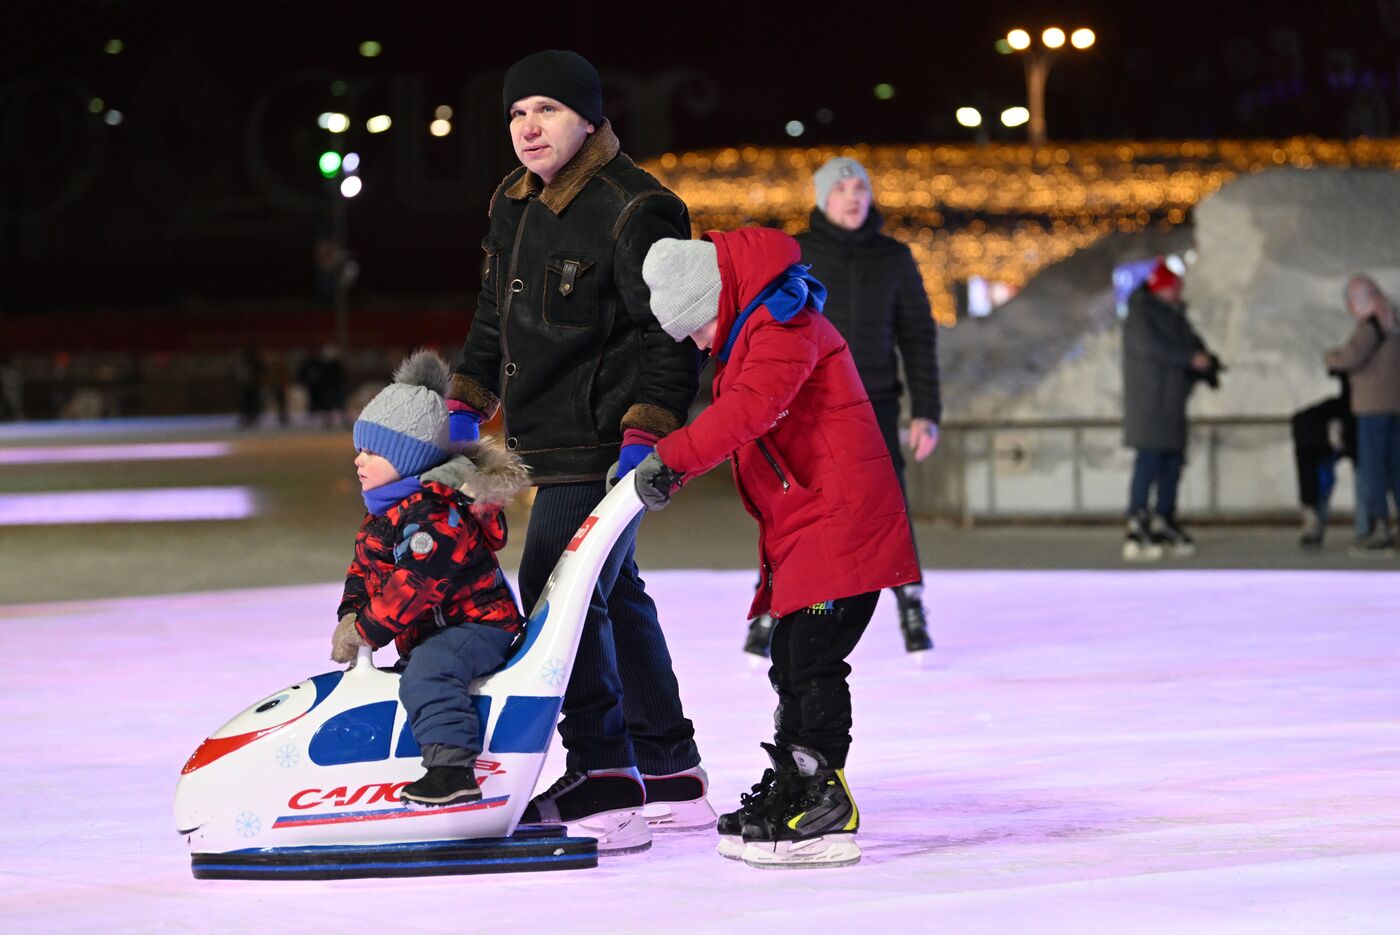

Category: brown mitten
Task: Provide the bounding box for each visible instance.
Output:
[331,613,369,664]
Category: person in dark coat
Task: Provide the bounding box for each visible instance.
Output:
[631,226,920,869]
[1121,260,1219,560]
[764,156,940,656]
[1290,378,1364,549]
[447,50,709,853]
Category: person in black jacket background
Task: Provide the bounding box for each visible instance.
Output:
[744,156,940,656]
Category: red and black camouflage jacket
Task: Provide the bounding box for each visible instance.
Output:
[337,437,530,657]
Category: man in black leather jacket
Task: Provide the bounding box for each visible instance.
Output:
[449,50,711,853]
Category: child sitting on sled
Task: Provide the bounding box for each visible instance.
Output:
[333,349,530,806]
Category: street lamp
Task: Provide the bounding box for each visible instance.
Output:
[1003,25,1094,146]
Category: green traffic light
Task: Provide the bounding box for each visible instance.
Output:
[318,151,342,178]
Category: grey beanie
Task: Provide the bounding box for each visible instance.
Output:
[353,350,451,479]
[813,157,872,213]
[643,239,722,342]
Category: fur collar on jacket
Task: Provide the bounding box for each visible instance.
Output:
[420,435,530,506]
[505,120,622,214]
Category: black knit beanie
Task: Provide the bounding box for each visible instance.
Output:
[502,50,603,126]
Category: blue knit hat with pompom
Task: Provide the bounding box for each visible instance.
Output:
[352,350,451,479]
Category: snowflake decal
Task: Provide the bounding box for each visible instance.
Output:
[540,657,567,688]
[275,745,300,769]
[235,812,262,838]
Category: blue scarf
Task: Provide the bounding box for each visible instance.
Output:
[717,264,827,363]
[363,476,423,516]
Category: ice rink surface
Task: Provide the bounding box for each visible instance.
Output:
[3,569,1398,934]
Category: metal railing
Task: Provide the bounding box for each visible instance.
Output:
[906,415,1332,524]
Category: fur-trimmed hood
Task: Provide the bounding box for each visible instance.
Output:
[419,435,531,506]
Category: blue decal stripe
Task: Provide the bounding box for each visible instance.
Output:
[306,671,345,713]
[487,696,562,754]
[273,794,509,827]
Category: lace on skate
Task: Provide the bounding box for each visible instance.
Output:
[535,770,587,800]
[738,768,778,811]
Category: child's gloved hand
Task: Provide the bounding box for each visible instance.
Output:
[331,613,369,664]
[633,451,684,511]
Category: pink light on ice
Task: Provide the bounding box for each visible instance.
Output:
[0,486,257,525]
[0,442,233,465]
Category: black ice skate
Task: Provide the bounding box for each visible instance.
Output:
[1122,510,1164,561]
[740,746,861,869]
[399,765,482,807]
[641,765,718,833]
[895,585,934,653]
[1151,513,1196,557]
[716,743,794,859]
[744,612,775,658]
[520,768,651,854]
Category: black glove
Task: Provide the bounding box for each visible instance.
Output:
[633,451,684,511]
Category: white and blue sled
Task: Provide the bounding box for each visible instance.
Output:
[174,478,644,879]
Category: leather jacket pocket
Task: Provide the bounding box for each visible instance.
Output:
[544,252,599,329]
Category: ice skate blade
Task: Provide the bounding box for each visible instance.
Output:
[741,835,861,869]
[716,835,745,860]
[568,809,653,855]
[642,798,719,833]
[745,653,768,671]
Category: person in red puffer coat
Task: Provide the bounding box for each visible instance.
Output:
[627,226,919,870]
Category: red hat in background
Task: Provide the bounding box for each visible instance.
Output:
[1145,259,1181,293]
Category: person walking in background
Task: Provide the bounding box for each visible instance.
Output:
[448,50,710,852]
[1325,274,1400,556]
[739,156,938,658]
[1121,259,1220,561]
[1289,377,1365,549]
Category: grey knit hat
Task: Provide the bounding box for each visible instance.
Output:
[813,157,871,213]
[353,350,451,479]
[643,239,722,342]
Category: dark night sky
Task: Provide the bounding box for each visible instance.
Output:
[5,1,1400,318]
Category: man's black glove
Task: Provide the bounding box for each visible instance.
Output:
[633,451,684,511]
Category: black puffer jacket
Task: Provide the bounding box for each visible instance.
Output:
[451,122,700,483]
[795,207,942,422]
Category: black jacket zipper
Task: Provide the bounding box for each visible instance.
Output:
[755,439,789,491]
[498,199,533,439]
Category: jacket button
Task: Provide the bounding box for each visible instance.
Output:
[510,278,524,293]
[505,436,519,450]
[504,362,518,376]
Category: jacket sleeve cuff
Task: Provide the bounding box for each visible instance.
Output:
[448,374,501,420]
[354,614,392,650]
[621,427,661,448]
[621,403,682,437]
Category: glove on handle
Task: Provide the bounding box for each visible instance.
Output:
[633,450,684,511]
[331,612,370,664]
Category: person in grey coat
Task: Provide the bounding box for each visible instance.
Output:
[1121,260,1219,560]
